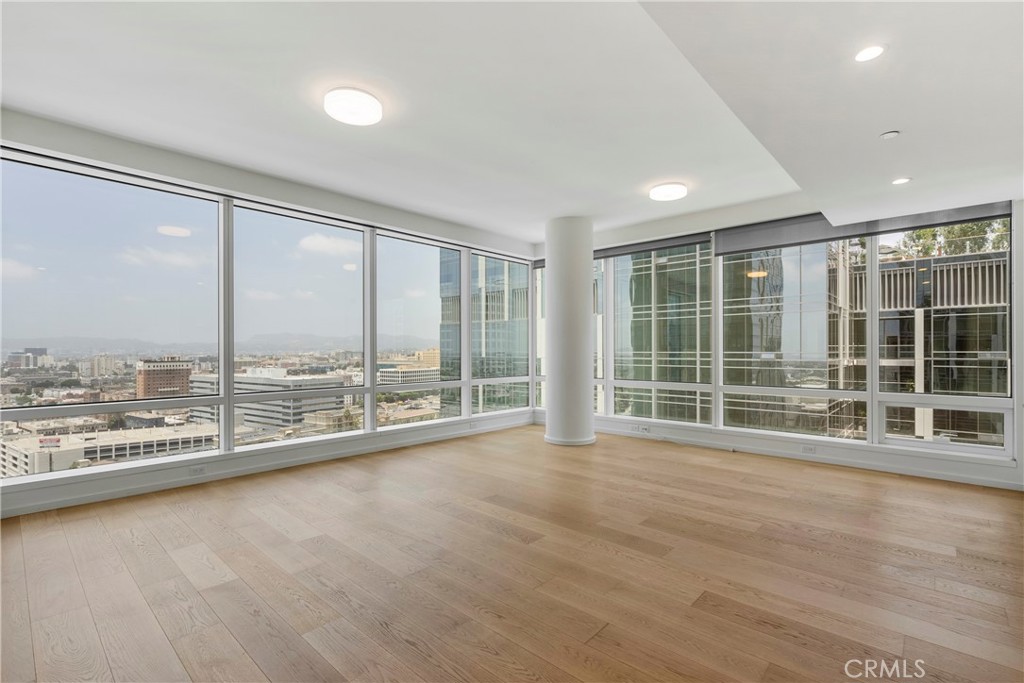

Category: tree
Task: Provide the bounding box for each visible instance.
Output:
[896,227,938,258]
[939,221,991,255]
[59,379,82,388]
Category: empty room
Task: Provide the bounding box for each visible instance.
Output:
[1,2,1022,682]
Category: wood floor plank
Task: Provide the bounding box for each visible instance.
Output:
[31,607,113,682]
[405,565,650,682]
[216,541,340,634]
[588,623,734,683]
[20,511,90,622]
[62,515,128,581]
[236,520,324,574]
[443,619,581,683]
[304,616,427,683]
[171,623,269,683]
[904,636,1024,682]
[296,561,502,683]
[1,518,35,683]
[170,541,239,591]
[81,570,190,682]
[139,506,201,552]
[5,425,1020,683]
[246,502,322,541]
[312,515,429,577]
[404,541,607,642]
[139,575,222,642]
[691,590,901,666]
[201,579,340,682]
[109,525,183,588]
[300,533,470,634]
[537,576,771,681]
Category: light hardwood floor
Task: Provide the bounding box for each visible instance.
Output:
[2,425,1022,683]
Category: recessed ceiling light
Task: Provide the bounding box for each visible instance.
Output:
[323,88,383,126]
[855,45,885,62]
[892,177,912,185]
[747,270,768,278]
[879,130,900,140]
[157,225,191,238]
[649,183,688,201]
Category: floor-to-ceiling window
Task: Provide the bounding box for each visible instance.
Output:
[721,239,867,439]
[470,254,529,413]
[535,207,1014,465]
[229,207,365,445]
[0,154,532,482]
[612,242,713,424]
[878,218,1011,450]
[376,235,462,425]
[0,159,221,476]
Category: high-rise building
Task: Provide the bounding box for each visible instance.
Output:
[136,356,192,399]
[190,368,357,428]
[414,348,441,367]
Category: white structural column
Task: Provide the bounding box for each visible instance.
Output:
[545,216,596,445]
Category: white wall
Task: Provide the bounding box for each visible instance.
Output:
[1,109,534,259]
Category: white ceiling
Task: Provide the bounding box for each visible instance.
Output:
[2,2,1021,245]
[643,1,1024,227]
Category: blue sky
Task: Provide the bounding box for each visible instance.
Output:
[2,160,445,348]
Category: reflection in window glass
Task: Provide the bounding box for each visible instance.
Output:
[723,393,865,439]
[376,388,460,427]
[377,237,460,382]
[535,263,603,379]
[884,406,1004,447]
[0,407,220,478]
[722,240,866,391]
[613,386,709,424]
[1,160,218,407]
[878,219,1010,396]
[614,387,652,417]
[614,243,711,383]
[472,382,529,414]
[233,395,364,446]
[232,208,363,394]
[472,256,529,379]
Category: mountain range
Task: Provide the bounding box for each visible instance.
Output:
[2,333,438,358]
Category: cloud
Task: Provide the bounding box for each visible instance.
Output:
[156,225,192,238]
[403,288,427,298]
[343,263,359,272]
[2,258,38,281]
[291,289,316,300]
[244,289,284,301]
[297,233,362,258]
[118,246,208,269]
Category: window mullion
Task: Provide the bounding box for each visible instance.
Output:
[219,197,235,452]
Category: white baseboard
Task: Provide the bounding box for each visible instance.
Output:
[534,410,1024,491]
[0,410,532,518]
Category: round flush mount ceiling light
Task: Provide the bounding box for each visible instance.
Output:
[879,130,900,140]
[323,88,383,126]
[891,177,912,185]
[649,183,688,201]
[855,45,885,62]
